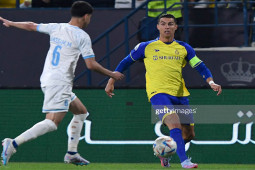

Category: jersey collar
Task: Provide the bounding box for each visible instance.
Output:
[157,37,175,45]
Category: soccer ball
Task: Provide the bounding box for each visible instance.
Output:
[153,136,177,158]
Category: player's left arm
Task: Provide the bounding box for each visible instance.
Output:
[185,43,222,96]
[194,62,222,96]
[0,16,37,31]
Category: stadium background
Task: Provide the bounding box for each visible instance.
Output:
[0,1,255,164]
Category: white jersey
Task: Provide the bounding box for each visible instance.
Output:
[37,23,95,87]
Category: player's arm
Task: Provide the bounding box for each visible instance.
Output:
[193,61,222,96]
[184,43,222,96]
[105,43,146,98]
[0,17,37,31]
[79,34,123,81]
[84,57,124,80]
[105,55,135,97]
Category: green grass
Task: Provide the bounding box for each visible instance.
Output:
[0,163,255,170]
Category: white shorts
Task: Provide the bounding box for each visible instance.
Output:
[41,85,76,113]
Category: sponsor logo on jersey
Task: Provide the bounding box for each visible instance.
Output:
[153,56,181,60]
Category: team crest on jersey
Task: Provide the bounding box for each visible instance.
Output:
[175,50,179,55]
[134,43,141,51]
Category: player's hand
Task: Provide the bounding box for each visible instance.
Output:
[105,78,115,98]
[210,83,222,96]
[111,71,124,80]
[0,17,11,27]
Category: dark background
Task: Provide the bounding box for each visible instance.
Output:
[0,8,253,88]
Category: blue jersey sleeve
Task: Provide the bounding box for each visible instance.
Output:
[177,41,202,68]
[177,41,212,81]
[115,55,135,73]
[176,41,196,62]
[129,42,147,61]
[194,62,213,81]
[115,42,147,72]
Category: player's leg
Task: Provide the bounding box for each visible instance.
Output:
[14,112,64,145]
[178,97,195,144]
[151,94,197,168]
[181,124,195,144]
[163,114,189,164]
[13,85,70,146]
[151,93,184,167]
[2,85,68,165]
[165,115,197,168]
[1,112,60,165]
[67,97,89,153]
[178,97,197,168]
[64,95,90,166]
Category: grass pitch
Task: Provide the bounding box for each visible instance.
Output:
[0,163,255,170]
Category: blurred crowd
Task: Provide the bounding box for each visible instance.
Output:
[0,0,115,8]
[0,0,249,8]
[191,0,243,8]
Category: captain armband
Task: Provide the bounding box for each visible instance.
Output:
[189,56,202,68]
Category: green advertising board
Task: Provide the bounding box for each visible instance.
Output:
[0,89,254,163]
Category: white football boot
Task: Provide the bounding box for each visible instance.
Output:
[1,138,16,166]
[181,157,198,168]
[64,153,90,166]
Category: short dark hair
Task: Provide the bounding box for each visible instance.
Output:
[71,1,93,17]
[157,14,177,24]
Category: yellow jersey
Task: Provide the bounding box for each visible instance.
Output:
[0,0,25,8]
[129,38,201,100]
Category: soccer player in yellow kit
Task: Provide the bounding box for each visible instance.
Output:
[105,14,222,168]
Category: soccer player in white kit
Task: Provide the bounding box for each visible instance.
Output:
[0,1,124,166]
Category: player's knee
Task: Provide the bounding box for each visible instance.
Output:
[78,108,87,114]
[74,112,89,121]
[45,119,58,132]
[73,107,87,114]
[163,114,182,130]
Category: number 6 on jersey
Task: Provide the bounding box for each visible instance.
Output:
[52,45,62,66]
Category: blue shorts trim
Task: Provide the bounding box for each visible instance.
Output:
[42,109,68,113]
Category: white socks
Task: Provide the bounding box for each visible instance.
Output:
[13,113,88,152]
[67,113,89,152]
[14,119,57,146]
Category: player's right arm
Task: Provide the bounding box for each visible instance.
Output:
[105,77,115,98]
[105,55,135,98]
[105,42,147,98]
[0,17,37,31]
[78,32,124,81]
[85,57,124,80]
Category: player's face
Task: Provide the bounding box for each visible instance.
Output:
[157,17,177,38]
